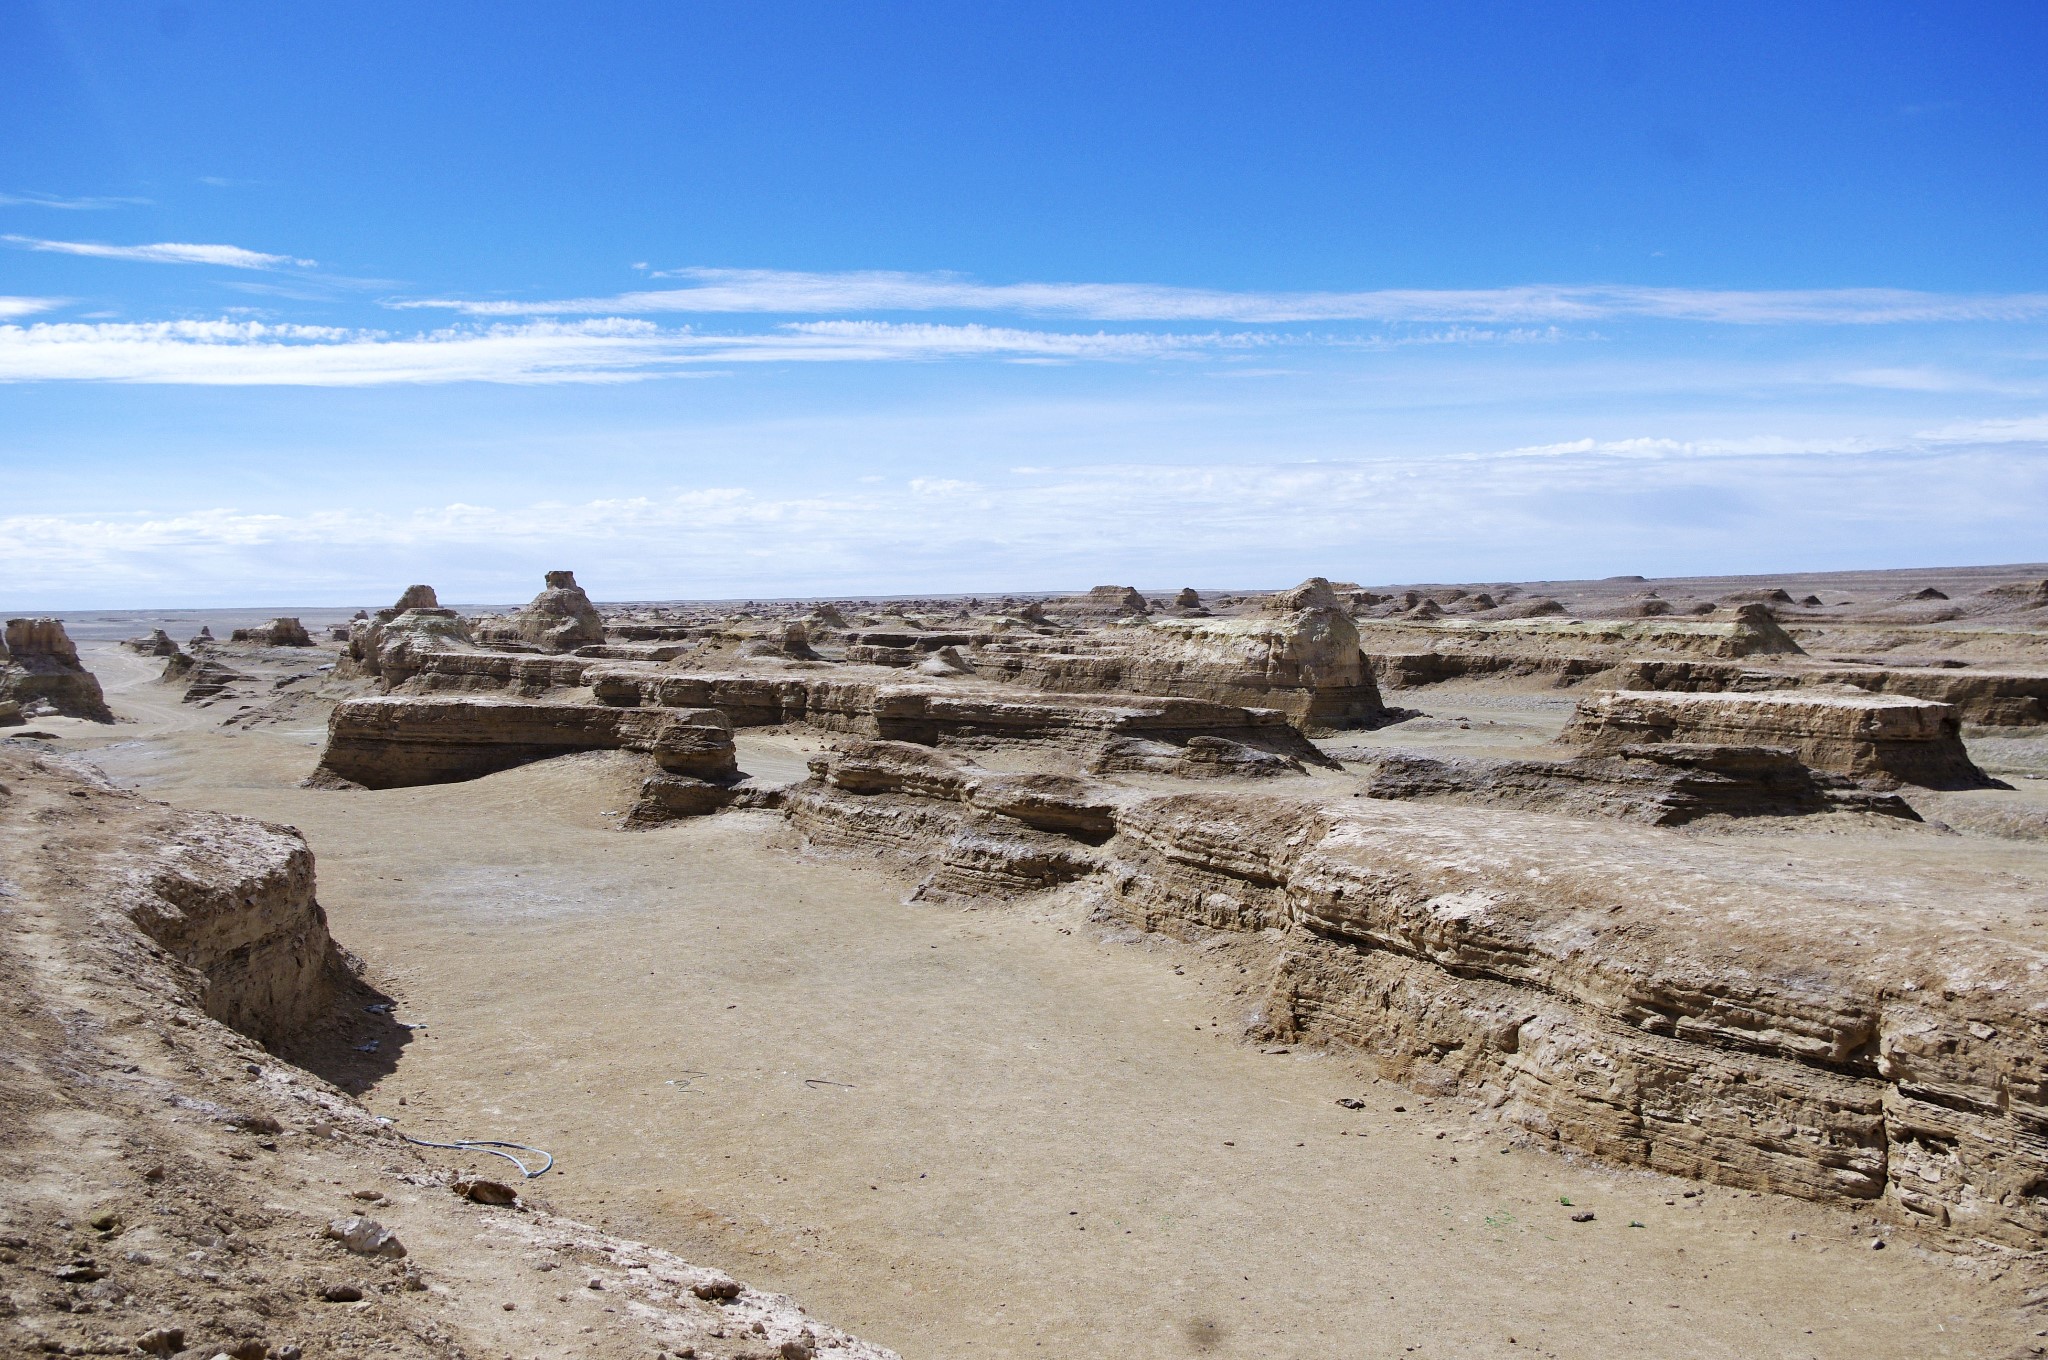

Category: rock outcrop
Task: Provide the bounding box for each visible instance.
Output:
[0,617,112,721]
[781,748,2048,1245]
[346,585,475,685]
[1560,688,1990,789]
[977,578,1388,729]
[477,570,605,653]
[123,628,182,657]
[314,695,738,790]
[230,617,314,646]
[1354,745,1917,824]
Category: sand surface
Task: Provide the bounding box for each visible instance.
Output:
[39,641,2040,1359]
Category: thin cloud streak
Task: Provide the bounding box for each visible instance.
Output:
[0,296,60,320]
[2,235,315,269]
[394,267,2048,326]
[0,317,1255,385]
[0,191,151,209]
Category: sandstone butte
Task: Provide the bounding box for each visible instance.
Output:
[8,562,2048,1359]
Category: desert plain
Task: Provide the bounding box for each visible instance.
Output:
[6,562,2048,1359]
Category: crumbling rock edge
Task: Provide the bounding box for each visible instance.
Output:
[0,747,896,1360]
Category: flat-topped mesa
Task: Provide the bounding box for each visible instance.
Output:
[229,616,313,646]
[314,694,737,790]
[346,583,475,686]
[1048,584,1150,618]
[978,576,1388,730]
[476,569,605,653]
[1559,687,1990,789]
[1,617,112,721]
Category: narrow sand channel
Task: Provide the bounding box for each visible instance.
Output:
[52,643,2038,1359]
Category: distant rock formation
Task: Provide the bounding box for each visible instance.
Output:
[1560,687,1989,789]
[347,584,474,685]
[0,618,112,721]
[123,628,182,657]
[477,571,606,653]
[1051,584,1150,618]
[231,617,314,646]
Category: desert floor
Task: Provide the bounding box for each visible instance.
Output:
[40,640,2042,1360]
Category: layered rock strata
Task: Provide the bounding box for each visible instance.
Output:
[0,617,112,721]
[345,584,475,685]
[1354,745,1917,824]
[231,617,314,646]
[476,570,605,653]
[589,669,1335,762]
[1560,688,1990,789]
[781,745,2048,1245]
[314,695,737,790]
[976,578,1388,729]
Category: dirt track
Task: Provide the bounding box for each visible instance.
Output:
[44,641,2044,1360]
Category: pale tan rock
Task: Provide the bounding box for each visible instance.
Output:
[476,570,605,653]
[1560,687,1988,788]
[0,617,112,721]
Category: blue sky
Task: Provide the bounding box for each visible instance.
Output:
[3,2,2046,606]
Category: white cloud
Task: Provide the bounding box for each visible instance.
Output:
[0,317,1255,385]
[0,296,59,320]
[5,433,2039,606]
[393,267,2048,326]
[2,235,314,269]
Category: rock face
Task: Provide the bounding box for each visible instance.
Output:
[782,751,2048,1245]
[347,585,475,685]
[123,628,182,657]
[0,618,112,721]
[1560,688,1990,789]
[1051,585,1150,617]
[314,695,738,790]
[477,570,605,653]
[589,669,1336,764]
[1355,745,1917,824]
[977,577,1387,729]
[230,617,313,646]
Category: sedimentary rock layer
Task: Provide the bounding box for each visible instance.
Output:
[314,695,736,788]
[1560,689,1990,788]
[782,743,2048,1244]
[0,617,112,721]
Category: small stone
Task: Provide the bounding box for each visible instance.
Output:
[324,1216,405,1258]
[587,1277,604,1290]
[1871,1238,1886,1250]
[1335,1098,1365,1110]
[88,1211,121,1233]
[276,1348,302,1360]
[142,1166,166,1184]
[349,1189,384,1203]
[1570,1212,1596,1223]
[690,1272,742,1301]
[222,1342,268,1360]
[319,1283,363,1302]
[134,1327,186,1355]
[453,1178,519,1206]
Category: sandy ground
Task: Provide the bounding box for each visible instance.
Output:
[31,641,2044,1360]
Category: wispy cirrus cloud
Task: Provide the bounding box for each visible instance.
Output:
[392,267,2048,326]
[2,235,314,269]
[0,191,151,210]
[0,296,60,320]
[0,317,1256,385]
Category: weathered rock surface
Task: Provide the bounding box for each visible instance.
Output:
[0,617,112,721]
[476,570,605,653]
[590,669,1335,763]
[230,617,314,646]
[0,746,897,1360]
[123,628,182,657]
[782,748,2048,1244]
[1354,744,1917,824]
[1560,688,1990,789]
[345,585,475,685]
[313,695,737,789]
[978,578,1389,729]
